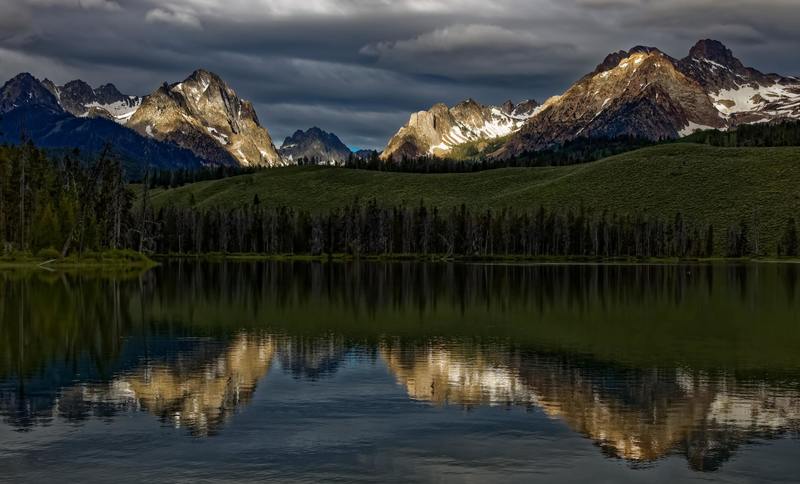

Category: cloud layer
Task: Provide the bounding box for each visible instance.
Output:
[1,0,798,149]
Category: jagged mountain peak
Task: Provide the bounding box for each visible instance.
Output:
[0,73,60,113]
[6,72,43,88]
[677,38,795,97]
[279,126,351,165]
[188,68,221,82]
[94,83,127,104]
[179,69,236,98]
[304,126,327,135]
[59,79,98,114]
[282,126,339,144]
[62,79,93,92]
[128,69,283,167]
[686,39,742,67]
[594,46,666,75]
[171,70,231,98]
[11,72,36,82]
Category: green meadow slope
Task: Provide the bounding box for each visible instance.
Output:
[148,144,800,251]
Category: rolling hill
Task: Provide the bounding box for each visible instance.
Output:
[147,143,800,252]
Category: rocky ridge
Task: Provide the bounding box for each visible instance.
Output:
[380,99,539,162]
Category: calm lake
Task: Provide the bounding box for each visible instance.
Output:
[1,261,800,482]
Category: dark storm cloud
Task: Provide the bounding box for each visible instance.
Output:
[1,0,798,149]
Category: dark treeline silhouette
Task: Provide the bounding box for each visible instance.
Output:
[143,157,347,189]
[143,164,266,189]
[0,142,131,256]
[344,136,654,173]
[142,199,737,258]
[682,120,800,147]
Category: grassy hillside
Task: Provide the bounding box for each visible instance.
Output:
[148,144,800,251]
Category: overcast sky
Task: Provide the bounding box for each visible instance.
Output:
[1,0,799,149]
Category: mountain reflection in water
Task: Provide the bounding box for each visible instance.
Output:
[382,341,800,470]
[1,261,799,476]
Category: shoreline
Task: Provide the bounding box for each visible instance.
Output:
[150,252,800,265]
[0,251,159,271]
[5,252,800,270]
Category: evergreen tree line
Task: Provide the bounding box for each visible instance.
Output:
[143,164,265,189]
[139,198,799,258]
[0,143,131,256]
[682,121,800,147]
[343,136,655,173]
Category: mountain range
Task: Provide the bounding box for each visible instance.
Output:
[0,69,283,171]
[1,39,798,170]
[380,40,800,161]
[0,73,206,173]
[492,39,800,160]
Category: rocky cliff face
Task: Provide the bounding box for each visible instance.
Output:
[127,69,283,167]
[279,127,352,165]
[380,99,538,162]
[493,40,800,159]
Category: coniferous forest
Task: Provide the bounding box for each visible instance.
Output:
[142,198,799,259]
[0,143,130,256]
[2,142,800,260]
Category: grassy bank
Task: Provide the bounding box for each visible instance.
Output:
[146,144,800,252]
[0,249,157,270]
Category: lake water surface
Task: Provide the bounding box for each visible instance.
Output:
[1,261,800,482]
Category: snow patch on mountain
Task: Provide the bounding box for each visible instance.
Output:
[85,97,141,124]
[206,126,229,145]
[711,82,800,117]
